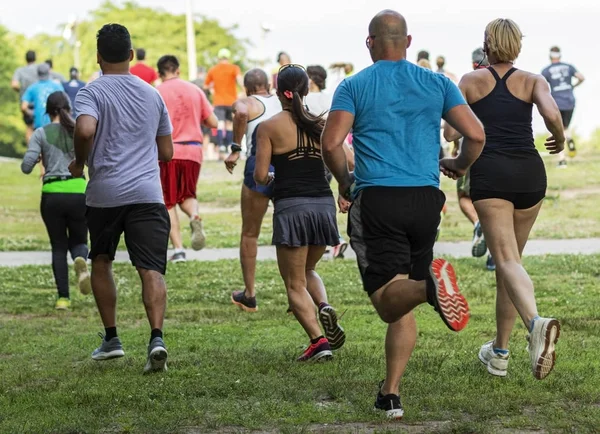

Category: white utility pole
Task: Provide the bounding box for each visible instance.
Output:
[186,0,198,81]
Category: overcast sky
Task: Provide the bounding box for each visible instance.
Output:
[1,0,597,137]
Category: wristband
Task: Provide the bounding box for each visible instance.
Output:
[230,143,242,153]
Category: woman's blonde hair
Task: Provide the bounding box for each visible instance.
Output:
[417,58,432,70]
[485,18,523,63]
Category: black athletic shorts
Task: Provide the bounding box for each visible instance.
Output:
[22,112,34,126]
[86,203,171,274]
[560,109,574,128]
[348,186,445,295]
[214,105,233,122]
[470,189,545,210]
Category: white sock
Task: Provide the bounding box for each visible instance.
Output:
[174,248,184,254]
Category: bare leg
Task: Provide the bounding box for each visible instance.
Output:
[180,197,199,219]
[458,194,479,225]
[305,245,328,306]
[91,255,117,328]
[240,185,270,297]
[167,206,183,250]
[475,199,543,331]
[277,245,322,340]
[370,275,428,324]
[380,312,417,396]
[138,268,167,331]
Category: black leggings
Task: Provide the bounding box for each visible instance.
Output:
[40,193,89,298]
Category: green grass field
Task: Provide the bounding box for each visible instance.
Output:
[1,255,599,433]
[1,152,600,251]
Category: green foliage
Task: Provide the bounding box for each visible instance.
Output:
[0,25,26,157]
[1,255,600,432]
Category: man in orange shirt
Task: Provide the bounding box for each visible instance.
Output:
[157,55,218,262]
[204,48,242,154]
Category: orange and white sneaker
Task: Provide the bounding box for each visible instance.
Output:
[428,258,470,332]
[297,337,332,362]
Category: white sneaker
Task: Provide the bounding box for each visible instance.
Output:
[528,317,560,380]
[478,340,509,377]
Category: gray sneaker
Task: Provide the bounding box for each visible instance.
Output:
[144,337,168,374]
[91,334,125,361]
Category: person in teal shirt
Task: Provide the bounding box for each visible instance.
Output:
[21,91,90,310]
[21,63,64,129]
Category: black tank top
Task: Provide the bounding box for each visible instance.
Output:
[271,126,332,202]
[470,67,535,151]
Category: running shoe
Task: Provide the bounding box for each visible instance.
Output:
[318,303,346,350]
[231,290,258,312]
[567,138,576,158]
[374,381,404,419]
[55,297,71,310]
[486,255,496,271]
[74,257,91,295]
[170,251,186,263]
[91,334,125,361]
[557,160,568,169]
[144,337,168,374]
[297,337,332,362]
[331,241,348,259]
[427,258,470,332]
[527,317,560,380]
[471,221,487,258]
[190,217,206,251]
[478,340,510,377]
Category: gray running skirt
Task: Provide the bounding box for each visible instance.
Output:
[272,196,339,247]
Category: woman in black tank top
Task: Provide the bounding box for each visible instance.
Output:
[253,65,346,362]
[445,19,565,380]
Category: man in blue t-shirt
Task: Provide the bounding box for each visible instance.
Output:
[541,46,585,166]
[61,67,86,116]
[322,9,485,419]
[21,63,64,130]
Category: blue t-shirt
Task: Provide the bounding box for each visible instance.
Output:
[541,62,577,111]
[22,80,65,129]
[61,79,86,116]
[330,60,465,194]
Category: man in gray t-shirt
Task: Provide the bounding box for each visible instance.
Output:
[11,50,39,141]
[69,23,174,374]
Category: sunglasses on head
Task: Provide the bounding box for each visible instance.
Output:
[278,63,306,73]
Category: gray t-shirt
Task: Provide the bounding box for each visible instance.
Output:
[21,124,74,179]
[75,74,172,208]
[12,63,39,97]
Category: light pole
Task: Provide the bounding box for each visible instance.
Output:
[186,0,198,81]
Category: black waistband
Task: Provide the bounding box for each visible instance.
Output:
[42,175,84,185]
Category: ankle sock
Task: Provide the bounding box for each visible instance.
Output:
[310,335,324,345]
[425,275,436,307]
[493,347,509,355]
[105,327,117,341]
[529,315,540,333]
[150,328,163,343]
[318,302,329,311]
[174,248,184,254]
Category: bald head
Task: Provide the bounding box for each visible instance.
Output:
[244,68,269,94]
[369,10,408,41]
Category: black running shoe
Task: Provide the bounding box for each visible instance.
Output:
[374,381,404,419]
[318,303,346,350]
[231,290,257,312]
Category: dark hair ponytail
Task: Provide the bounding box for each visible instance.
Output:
[46,91,75,136]
[278,66,325,144]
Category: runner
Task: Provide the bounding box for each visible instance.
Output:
[45,59,66,83]
[436,55,458,82]
[20,91,90,310]
[130,48,160,85]
[225,69,281,312]
[21,64,64,130]
[444,47,495,271]
[322,10,484,418]
[61,67,86,117]
[157,55,218,262]
[305,64,353,259]
[444,19,564,380]
[70,23,173,373]
[204,48,242,155]
[541,46,585,167]
[11,50,39,142]
[254,64,345,361]
[271,51,291,91]
[416,49,429,62]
